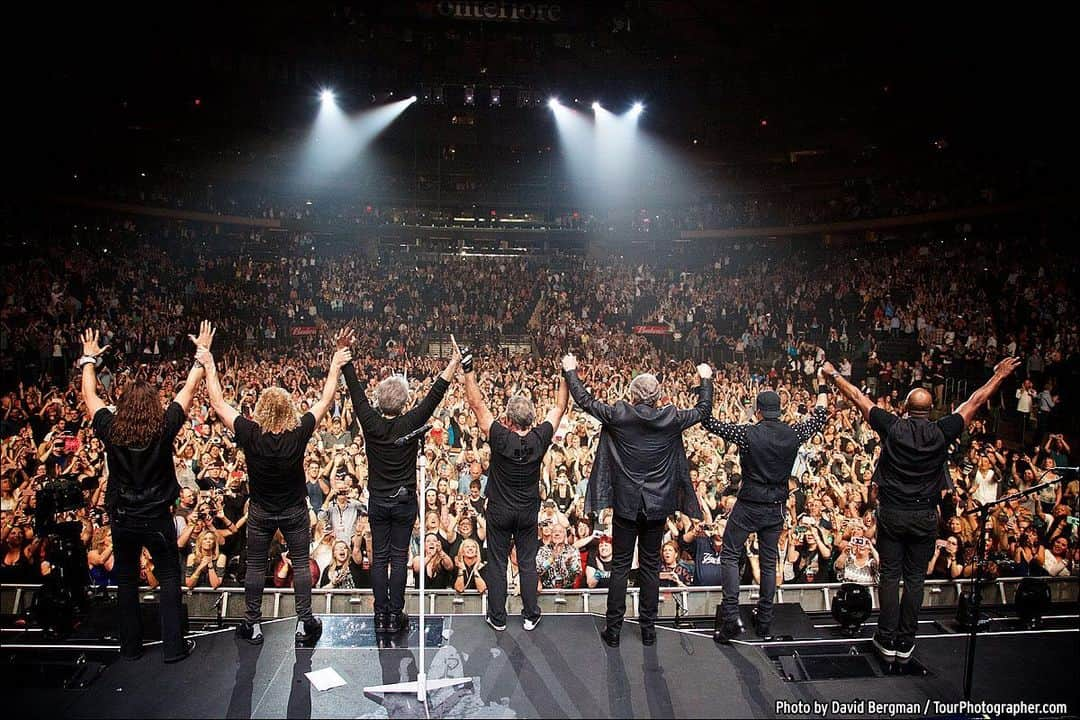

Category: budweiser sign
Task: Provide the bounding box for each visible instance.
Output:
[633,325,672,336]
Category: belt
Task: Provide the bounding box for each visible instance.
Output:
[375,486,412,500]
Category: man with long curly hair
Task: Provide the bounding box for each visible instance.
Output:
[197,337,352,647]
[81,321,214,663]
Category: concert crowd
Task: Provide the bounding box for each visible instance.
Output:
[1,217,1077,595]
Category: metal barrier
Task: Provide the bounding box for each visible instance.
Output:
[4,577,1075,621]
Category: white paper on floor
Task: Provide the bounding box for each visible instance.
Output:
[305,667,347,692]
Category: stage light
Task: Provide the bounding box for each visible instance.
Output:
[1014,578,1050,629]
[548,97,560,109]
[464,85,475,105]
[630,102,644,116]
[408,95,418,103]
[831,583,872,635]
[320,89,335,104]
[491,88,501,106]
[592,101,601,111]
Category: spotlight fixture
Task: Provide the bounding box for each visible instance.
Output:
[831,583,872,635]
[591,101,601,111]
[547,97,560,109]
[464,85,475,105]
[630,101,644,115]
[320,89,335,104]
[491,87,501,106]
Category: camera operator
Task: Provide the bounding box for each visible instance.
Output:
[80,323,212,663]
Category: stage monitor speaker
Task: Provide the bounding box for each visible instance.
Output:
[89,596,190,641]
[739,602,815,639]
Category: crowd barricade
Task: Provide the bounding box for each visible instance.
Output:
[3,577,1075,621]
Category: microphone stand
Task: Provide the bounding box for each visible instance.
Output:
[364,428,472,703]
[960,468,1074,700]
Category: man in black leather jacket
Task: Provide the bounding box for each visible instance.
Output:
[562,353,712,647]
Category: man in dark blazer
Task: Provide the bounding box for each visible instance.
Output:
[562,353,713,647]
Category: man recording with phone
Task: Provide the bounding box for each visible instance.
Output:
[705,375,830,642]
[822,355,1021,664]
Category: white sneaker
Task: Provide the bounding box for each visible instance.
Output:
[523,609,543,631]
[486,616,507,632]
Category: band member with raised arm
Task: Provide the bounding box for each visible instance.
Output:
[80,321,214,663]
[336,328,461,634]
[197,339,351,647]
[821,356,1021,664]
[563,354,712,647]
[704,377,830,643]
[456,337,568,632]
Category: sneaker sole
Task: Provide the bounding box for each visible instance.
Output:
[894,646,914,662]
[872,637,897,660]
[523,614,542,631]
[486,618,507,632]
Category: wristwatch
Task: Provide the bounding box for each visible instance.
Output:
[78,355,100,368]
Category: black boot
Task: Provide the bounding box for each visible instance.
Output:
[295,616,323,647]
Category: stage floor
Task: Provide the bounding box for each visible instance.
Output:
[7,612,1078,719]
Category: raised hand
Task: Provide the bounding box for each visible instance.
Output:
[80,329,109,359]
[331,348,353,371]
[448,334,464,369]
[562,353,578,372]
[188,320,216,351]
[993,356,1021,379]
[696,363,713,380]
[333,326,355,351]
[820,361,837,377]
[451,334,473,373]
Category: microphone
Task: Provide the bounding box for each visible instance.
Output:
[395,423,432,446]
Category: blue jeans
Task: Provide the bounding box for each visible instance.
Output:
[369,491,418,614]
[720,499,784,626]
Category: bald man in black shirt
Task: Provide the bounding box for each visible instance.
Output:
[823,356,1020,664]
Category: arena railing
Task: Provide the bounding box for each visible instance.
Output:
[3,577,1075,622]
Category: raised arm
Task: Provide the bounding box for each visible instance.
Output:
[175,321,214,412]
[456,337,495,436]
[821,361,873,421]
[545,372,570,431]
[196,348,239,433]
[675,364,714,429]
[562,353,617,424]
[955,357,1021,427]
[792,381,830,443]
[79,329,109,419]
[310,349,352,425]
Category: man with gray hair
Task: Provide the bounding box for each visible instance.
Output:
[457,337,568,632]
[337,328,461,635]
[563,354,713,647]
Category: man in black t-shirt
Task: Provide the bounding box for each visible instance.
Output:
[82,324,211,664]
[199,344,351,648]
[459,338,568,632]
[823,356,1020,664]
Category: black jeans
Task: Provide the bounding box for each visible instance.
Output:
[720,499,784,626]
[607,512,666,633]
[245,502,314,624]
[876,505,938,645]
[369,491,417,615]
[482,503,541,625]
[111,513,184,660]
